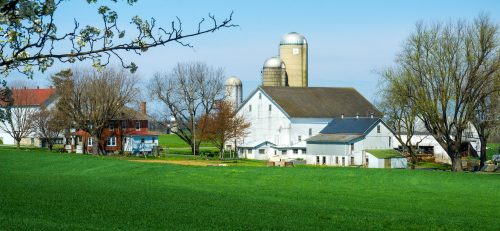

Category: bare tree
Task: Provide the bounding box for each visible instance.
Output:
[150,62,224,155]
[0,86,37,148]
[33,106,66,151]
[378,68,428,169]
[471,74,500,168]
[198,101,250,159]
[53,68,137,154]
[389,15,499,171]
[0,1,237,77]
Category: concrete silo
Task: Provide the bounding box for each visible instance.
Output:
[279,32,308,87]
[224,76,243,109]
[262,56,287,86]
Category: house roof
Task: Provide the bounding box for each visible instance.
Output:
[259,86,382,118]
[7,87,56,107]
[320,117,381,134]
[306,133,363,143]
[239,141,276,148]
[114,107,151,121]
[124,130,159,136]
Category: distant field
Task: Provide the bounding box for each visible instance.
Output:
[486,143,499,160]
[158,134,214,148]
[1,146,499,230]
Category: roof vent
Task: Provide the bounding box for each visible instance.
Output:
[370,113,374,118]
[341,114,344,119]
[356,113,359,119]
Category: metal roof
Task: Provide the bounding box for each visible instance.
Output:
[263,56,284,68]
[225,76,242,86]
[260,86,382,118]
[306,133,363,143]
[280,32,307,45]
[320,118,381,134]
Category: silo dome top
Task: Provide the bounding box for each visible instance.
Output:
[280,32,307,45]
[263,56,285,68]
[225,76,242,86]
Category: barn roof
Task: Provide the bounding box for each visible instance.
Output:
[7,87,56,107]
[305,133,363,143]
[259,86,381,118]
[320,117,381,134]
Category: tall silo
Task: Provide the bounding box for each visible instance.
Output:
[262,56,287,86]
[224,76,243,109]
[279,32,308,87]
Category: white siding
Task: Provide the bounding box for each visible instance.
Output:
[237,89,330,160]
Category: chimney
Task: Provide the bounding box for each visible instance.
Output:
[37,86,40,89]
[140,102,147,115]
[49,86,53,89]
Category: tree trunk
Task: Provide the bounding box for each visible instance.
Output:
[16,139,20,149]
[451,154,463,172]
[479,136,487,169]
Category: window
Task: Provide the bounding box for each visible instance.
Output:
[268,104,272,111]
[293,149,298,154]
[88,137,93,147]
[302,149,306,154]
[316,156,320,164]
[298,136,302,142]
[107,136,116,146]
[335,156,339,164]
[351,157,354,165]
[135,121,141,130]
[322,156,326,165]
[121,121,127,130]
[342,157,345,166]
[309,128,312,136]
[259,93,262,99]
[152,137,156,144]
[377,125,381,133]
[389,137,392,147]
[249,105,252,112]
[258,149,265,154]
[281,150,287,155]
[109,121,115,131]
[351,143,354,151]
[141,138,145,143]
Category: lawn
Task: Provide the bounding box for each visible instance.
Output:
[0,147,499,230]
[158,134,214,148]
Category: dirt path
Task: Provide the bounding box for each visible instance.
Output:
[130,159,222,166]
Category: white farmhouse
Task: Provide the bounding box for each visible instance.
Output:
[305,117,406,168]
[0,87,59,147]
[235,86,382,160]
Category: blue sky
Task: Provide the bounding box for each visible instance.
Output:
[25,0,500,102]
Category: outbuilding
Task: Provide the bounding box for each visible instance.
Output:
[305,117,401,168]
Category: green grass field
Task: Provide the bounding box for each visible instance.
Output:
[1,147,499,230]
[158,134,214,148]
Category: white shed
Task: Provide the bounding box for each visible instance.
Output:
[365,149,407,169]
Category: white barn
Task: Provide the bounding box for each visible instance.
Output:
[235,86,382,161]
[392,122,482,164]
[305,117,405,168]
